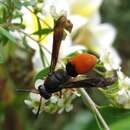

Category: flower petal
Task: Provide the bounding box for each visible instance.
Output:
[90,23,117,47]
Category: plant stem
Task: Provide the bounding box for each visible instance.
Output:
[79,88,110,130]
[18,29,51,54]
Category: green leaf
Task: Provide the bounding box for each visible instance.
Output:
[0,54,4,64]
[32,28,53,35]
[0,44,5,64]
[110,116,130,130]
[0,27,17,44]
[86,107,130,130]
[64,107,130,130]
[39,47,46,67]
[63,111,93,130]
[100,106,130,115]
[22,36,30,49]
[16,1,31,9]
[36,15,42,39]
[100,107,130,130]
[33,67,50,83]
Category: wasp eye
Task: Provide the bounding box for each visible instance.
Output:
[35,79,44,90]
[38,84,51,99]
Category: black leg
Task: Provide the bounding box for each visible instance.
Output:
[36,96,42,118]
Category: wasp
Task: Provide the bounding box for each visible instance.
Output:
[17,15,117,117]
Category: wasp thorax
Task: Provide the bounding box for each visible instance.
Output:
[44,69,70,93]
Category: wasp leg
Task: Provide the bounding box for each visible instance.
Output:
[36,96,42,118]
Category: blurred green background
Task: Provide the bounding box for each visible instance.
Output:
[1,0,130,130]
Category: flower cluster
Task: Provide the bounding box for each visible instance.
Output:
[98,49,130,109]
[100,69,130,109]
[25,79,80,114]
[116,84,130,109]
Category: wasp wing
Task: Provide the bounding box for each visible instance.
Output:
[50,25,64,72]
[50,16,73,73]
[61,76,117,89]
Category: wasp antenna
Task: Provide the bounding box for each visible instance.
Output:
[16,89,39,94]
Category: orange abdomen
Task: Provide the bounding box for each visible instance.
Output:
[69,54,97,74]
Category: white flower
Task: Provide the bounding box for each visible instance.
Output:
[24,93,41,114]
[50,95,58,103]
[68,0,103,19]
[116,89,129,105]
[32,109,38,114]
[117,69,125,80]
[65,104,73,112]
[57,98,64,106]
[89,24,116,48]
[70,15,87,31]
[89,11,101,25]
[24,100,33,108]
[117,69,130,89]
[43,0,69,18]
[102,69,130,109]
[68,0,103,36]
[29,93,41,102]
[100,48,121,71]
[50,5,67,20]
[79,23,118,53]
[115,88,130,109]
[124,77,130,86]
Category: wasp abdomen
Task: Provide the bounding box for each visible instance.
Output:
[44,69,70,93]
[66,54,97,77]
